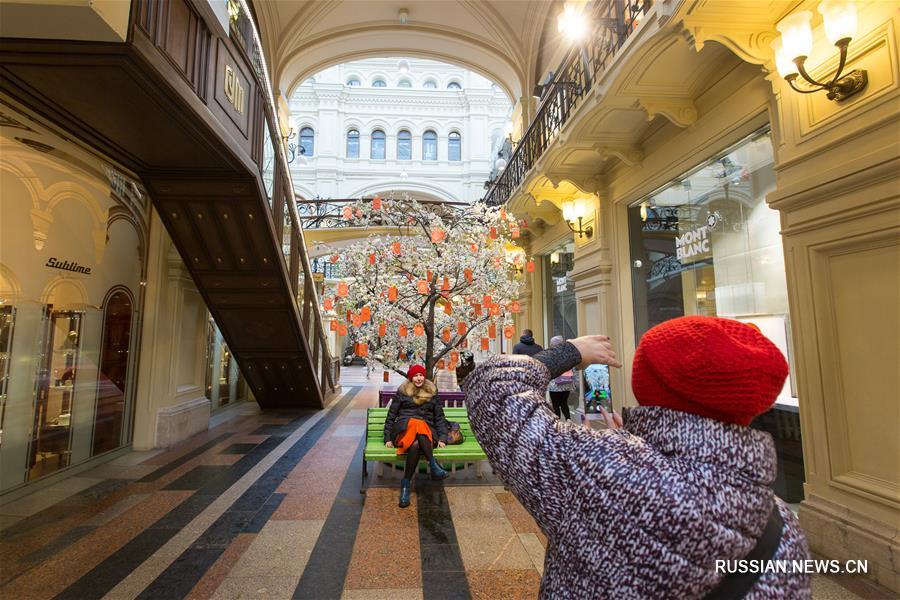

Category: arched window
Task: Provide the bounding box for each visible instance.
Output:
[397,79,412,88]
[397,130,412,160]
[346,129,360,158]
[346,78,360,87]
[448,132,461,162]
[423,79,438,89]
[423,130,437,161]
[299,127,314,157]
[371,130,386,159]
[372,79,387,88]
[447,81,462,90]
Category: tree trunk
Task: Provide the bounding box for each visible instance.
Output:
[425,298,436,380]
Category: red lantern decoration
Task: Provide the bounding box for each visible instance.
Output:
[330,320,338,332]
[368,253,376,265]
[355,207,363,218]
[483,294,492,306]
[527,259,535,273]
[379,322,387,337]
[457,322,467,335]
[323,298,333,311]
[388,286,398,302]
[417,280,429,294]
[474,303,482,316]
[481,337,490,350]
[391,241,402,255]
[488,323,496,339]
[342,206,353,220]
[337,282,349,297]
[442,328,451,343]
[464,268,473,283]
[414,323,425,337]
[361,306,371,322]
[372,195,382,210]
[504,324,515,339]
[352,314,362,327]
[500,207,507,220]
[338,324,348,336]
[470,243,478,253]
[357,343,369,357]
[442,276,450,291]
[426,270,433,282]
[346,310,352,322]
[510,301,521,313]
[330,254,339,264]
[489,226,498,239]
[450,351,459,363]
[444,302,452,316]
[399,324,408,337]
[383,371,390,382]
[431,228,445,243]
[490,305,501,316]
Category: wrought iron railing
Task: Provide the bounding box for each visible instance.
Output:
[483,0,652,206]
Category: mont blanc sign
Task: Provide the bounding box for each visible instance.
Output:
[46,257,92,275]
[675,225,712,264]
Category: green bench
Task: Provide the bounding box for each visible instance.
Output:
[361,407,488,493]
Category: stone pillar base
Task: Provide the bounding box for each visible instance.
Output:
[155,392,210,448]
[800,494,900,593]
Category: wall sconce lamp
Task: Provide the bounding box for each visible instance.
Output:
[561,199,593,239]
[772,1,867,101]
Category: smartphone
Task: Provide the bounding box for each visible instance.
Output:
[582,364,613,428]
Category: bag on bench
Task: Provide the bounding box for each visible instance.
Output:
[446,421,465,445]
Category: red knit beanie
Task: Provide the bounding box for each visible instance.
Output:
[407,364,426,379]
[631,316,788,426]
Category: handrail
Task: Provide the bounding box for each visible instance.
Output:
[483,0,652,206]
[230,0,336,393]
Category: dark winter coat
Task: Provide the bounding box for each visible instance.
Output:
[512,334,543,357]
[383,380,449,445]
[463,343,811,600]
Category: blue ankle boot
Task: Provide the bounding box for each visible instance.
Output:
[429,458,449,480]
[399,478,411,508]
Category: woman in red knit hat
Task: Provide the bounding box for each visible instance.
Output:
[384,364,450,507]
[464,316,811,599]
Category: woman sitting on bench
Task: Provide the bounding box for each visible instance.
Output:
[384,364,450,507]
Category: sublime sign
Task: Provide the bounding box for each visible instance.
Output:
[675,226,712,263]
[46,257,92,275]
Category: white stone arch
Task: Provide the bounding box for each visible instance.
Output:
[0,156,44,210]
[44,182,109,261]
[368,72,389,87]
[418,121,442,138]
[343,72,363,86]
[392,119,417,136]
[347,180,459,203]
[364,119,391,135]
[40,274,91,311]
[422,75,440,89]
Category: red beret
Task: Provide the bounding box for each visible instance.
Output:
[631,316,788,426]
[407,364,426,379]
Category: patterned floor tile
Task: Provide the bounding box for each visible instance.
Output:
[466,569,542,599]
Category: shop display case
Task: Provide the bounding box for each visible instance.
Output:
[29,308,82,479]
[0,305,16,447]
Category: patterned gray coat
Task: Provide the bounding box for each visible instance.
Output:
[463,346,811,599]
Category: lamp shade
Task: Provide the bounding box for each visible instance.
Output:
[561,201,576,221]
[818,0,857,45]
[574,198,591,219]
[777,10,813,59]
[771,39,800,78]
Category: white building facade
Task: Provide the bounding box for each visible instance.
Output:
[289,58,511,203]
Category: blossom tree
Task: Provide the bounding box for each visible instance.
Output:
[322,195,529,381]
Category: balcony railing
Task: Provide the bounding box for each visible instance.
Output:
[483,0,652,206]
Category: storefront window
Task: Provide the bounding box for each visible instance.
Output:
[543,242,577,341]
[92,290,133,456]
[0,304,15,448]
[204,316,248,409]
[628,129,802,500]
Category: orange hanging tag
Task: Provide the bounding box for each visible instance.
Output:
[342,206,353,219]
[361,306,371,321]
[510,301,520,313]
[417,280,429,294]
[346,310,352,322]
[511,227,520,238]
[414,323,425,337]
[450,350,460,363]
[500,207,507,220]
[442,276,450,291]
[337,282,349,297]
[464,268,473,283]
[323,298,333,310]
[474,303,482,316]
[330,254,340,263]
[399,324,408,337]
[330,320,338,332]
[379,322,387,337]
[431,228,445,243]
[357,343,369,357]
[490,305,500,316]
[483,294,492,306]
[489,226,498,239]
[352,314,362,327]
[426,270,433,282]
[461,339,468,349]
[368,253,376,265]
[355,207,363,218]
[391,241,402,255]
[437,359,446,370]
[442,328,451,343]
[504,324,515,339]
[488,323,497,339]
[383,371,390,382]
[527,260,535,273]
[470,243,478,253]
[481,337,490,350]
[372,195,382,210]
[457,322,466,335]
[444,302,452,316]
[338,324,348,336]
[388,286,398,301]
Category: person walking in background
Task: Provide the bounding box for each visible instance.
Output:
[512,328,543,356]
[384,365,450,508]
[463,316,810,599]
[547,335,575,421]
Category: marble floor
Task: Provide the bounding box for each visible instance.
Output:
[0,368,890,599]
